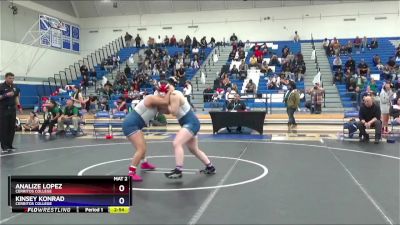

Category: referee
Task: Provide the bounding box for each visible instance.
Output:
[0,72,22,152]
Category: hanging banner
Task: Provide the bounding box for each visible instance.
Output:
[39,15,78,52]
[71,25,80,52]
[39,15,51,47]
[62,23,71,50]
[51,29,62,48]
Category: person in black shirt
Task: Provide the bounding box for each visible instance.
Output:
[135,34,141,48]
[357,96,382,143]
[345,56,356,74]
[37,100,62,136]
[229,33,238,44]
[124,32,133,47]
[226,94,246,133]
[357,59,370,77]
[0,72,22,152]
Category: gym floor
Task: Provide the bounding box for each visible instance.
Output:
[1,134,399,224]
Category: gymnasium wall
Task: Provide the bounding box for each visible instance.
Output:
[79,1,400,55]
[0,1,80,79]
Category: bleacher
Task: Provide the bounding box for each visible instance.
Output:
[328,38,398,108]
[205,41,304,109]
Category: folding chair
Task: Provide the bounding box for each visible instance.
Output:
[110,111,126,136]
[64,110,86,136]
[343,110,359,138]
[93,111,111,138]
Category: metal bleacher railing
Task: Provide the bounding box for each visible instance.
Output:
[311,33,326,108]
[42,36,125,97]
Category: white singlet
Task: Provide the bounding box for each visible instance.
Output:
[174,91,191,119]
[134,97,157,125]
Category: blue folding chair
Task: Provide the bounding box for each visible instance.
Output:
[110,111,126,136]
[93,111,110,138]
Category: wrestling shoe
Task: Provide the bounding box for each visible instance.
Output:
[164,168,182,179]
[128,166,142,182]
[200,166,216,175]
[129,172,143,182]
[140,162,156,170]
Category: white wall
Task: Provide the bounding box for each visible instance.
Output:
[0,1,81,79]
[0,40,81,79]
[80,1,400,55]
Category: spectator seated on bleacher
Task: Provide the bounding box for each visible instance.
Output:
[249,55,259,68]
[229,50,236,61]
[345,71,357,101]
[203,86,214,102]
[369,79,378,93]
[354,36,362,49]
[57,99,80,135]
[268,55,281,66]
[113,72,129,93]
[390,98,400,126]
[221,73,232,90]
[84,95,98,113]
[191,55,200,69]
[279,74,290,90]
[370,38,378,49]
[175,65,186,85]
[386,57,398,79]
[113,97,128,114]
[355,74,367,92]
[281,45,290,58]
[333,68,344,85]
[340,40,353,55]
[357,96,382,144]
[373,54,384,71]
[345,56,356,74]
[332,55,342,71]
[230,65,239,79]
[239,60,248,80]
[238,48,245,60]
[99,82,113,111]
[267,75,279,90]
[281,60,292,76]
[361,36,368,50]
[330,37,340,56]
[260,61,270,75]
[23,112,40,132]
[357,59,370,77]
[37,100,62,136]
[245,79,256,94]
[360,85,376,101]
[254,46,263,63]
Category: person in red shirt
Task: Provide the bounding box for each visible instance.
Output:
[170,35,177,47]
[113,96,128,114]
[354,36,362,48]
[254,46,263,63]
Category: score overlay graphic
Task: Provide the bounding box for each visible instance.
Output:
[8,176,131,213]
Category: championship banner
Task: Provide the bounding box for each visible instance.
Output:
[51,29,62,49]
[62,23,71,50]
[71,25,80,52]
[39,15,51,47]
